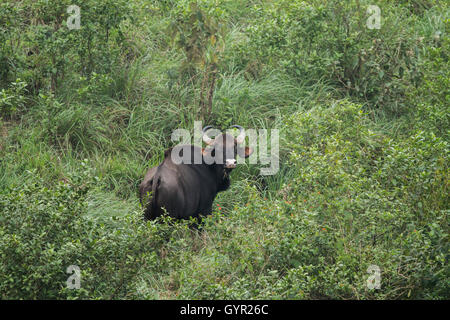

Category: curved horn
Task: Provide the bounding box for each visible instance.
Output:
[231,125,245,144]
[202,125,215,145]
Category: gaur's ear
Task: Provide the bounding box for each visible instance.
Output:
[244,146,253,158]
[164,148,173,158]
[238,146,253,158]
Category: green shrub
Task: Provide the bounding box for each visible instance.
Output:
[282,101,448,298]
[0,0,132,95]
[0,79,27,118]
[241,0,436,115]
[411,24,449,140]
[0,166,167,299]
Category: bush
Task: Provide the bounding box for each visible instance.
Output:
[282,101,448,298]
[0,79,27,119]
[241,0,433,115]
[411,25,449,140]
[0,166,167,299]
[0,0,132,95]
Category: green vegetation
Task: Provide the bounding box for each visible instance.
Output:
[0,0,448,299]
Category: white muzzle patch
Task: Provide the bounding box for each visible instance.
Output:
[225,158,237,169]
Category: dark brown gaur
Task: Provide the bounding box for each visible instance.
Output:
[139,126,253,220]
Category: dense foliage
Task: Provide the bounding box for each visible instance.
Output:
[0,0,448,299]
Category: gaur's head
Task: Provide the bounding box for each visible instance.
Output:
[202,125,253,170]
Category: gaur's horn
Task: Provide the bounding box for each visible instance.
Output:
[202,125,215,145]
[231,125,245,144]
